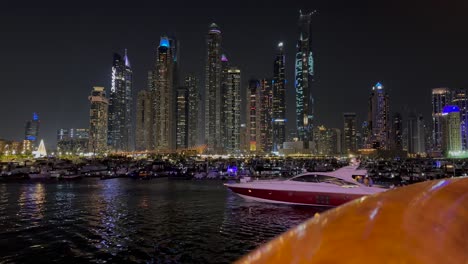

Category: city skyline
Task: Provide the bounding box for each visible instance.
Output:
[1,2,468,147]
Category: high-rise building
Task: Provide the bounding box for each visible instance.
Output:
[220,53,230,150]
[154,36,176,151]
[186,75,200,148]
[407,113,426,155]
[392,113,403,151]
[25,112,40,147]
[314,126,341,155]
[57,128,89,154]
[224,67,241,153]
[295,11,315,148]
[88,86,109,154]
[176,87,189,149]
[247,79,262,153]
[432,88,451,152]
[451,89,468,150]
[343,113,357,154]
[273,42,286,152]
[260,79,273,152]
[442,105,462,156]
[108,50,133,152]
[205,23,222,152]
[135,90,154,151]
[367,82,390,149]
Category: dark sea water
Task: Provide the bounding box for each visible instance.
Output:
[0,179,322,263]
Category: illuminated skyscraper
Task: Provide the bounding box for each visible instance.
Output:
[25,112,40,146]
[224,67,241,153]
[220,54,230,150]
[260,79,273,152]
[57,128,89,154]
[247,79,261,153]
[204,23,222,152]
[176,87,188,149]
[135,90,154,151]
[432,87,451,152]
[392,113,403,151]
[442,105,462,156]
[154,36,176,151]
[88,87,108,154]
[108,50,133,152]
[186,75,200,148]
[273,42,286,151]
[451,89,468,150]
[367,82,390,149]
[343,113,357,154]
[295,10,315,148]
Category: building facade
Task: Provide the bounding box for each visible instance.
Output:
[135,90,154,151]
[247,79,262,153]
[186,75,200,148]
[176,87,189,149]
[432,87,451,152]
[260,79,273,153]
[367,82,390,149]
[205,23,222,152]
[295,11,315,149]
[224,67,241,153]
[451,89,468,150]
[57,128,89,154]
[407,113,426,155]
[108,51,133,152]
[273,42,286,151]
[343,112,357,154]
[88,86,109,154]
[442,105,462,156]
[392,112,403,151]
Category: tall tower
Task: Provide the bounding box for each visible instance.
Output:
[25,112,40,147]
[295,10,315,148]
[204,23,222,152]
[186,74,200,148]
[108,51,133,152]
[273,42,286,151]
[247,79,262,153]
[367,82,390,149]
[135,89,154,151]
[343,112,357,154]
[88,87,109,154]
[451,89,468,150]
[407,113,426,155]
[260,79,274,152]
[442,105,462,156]
[392,113,403,151]
[176,87,189,149]
[224,67,241,153]
[154,36,175,151]
[432,88,451,152]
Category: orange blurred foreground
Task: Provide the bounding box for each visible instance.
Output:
[236,178,468,264]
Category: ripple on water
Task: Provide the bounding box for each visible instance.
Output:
[0,179,321,263]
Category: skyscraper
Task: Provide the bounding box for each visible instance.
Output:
[273,42,286,151]
[220,53,230,151]
[224,67,241,153]
[154,36,175,151]
[343,112,357,154]
[442,105,462,156]
[247,79,261,153]
[25,112,40,146]
[451,89,468,150]
[407,113,426,155]
[260,79,273,152]
[57,128,89,154]
[392,112,403,151]
[135,90,154,151]
[432,88,451,152]
[88,86,108,154]
[205,23,222,152]
[186,75,200,148]
[176,87,188,149]
[295,11,315,148]
[108,50,133,152]
[367,82,390,149]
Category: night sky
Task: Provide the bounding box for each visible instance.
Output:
[1,0,468,148]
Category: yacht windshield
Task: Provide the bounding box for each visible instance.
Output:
[291,174,358,186]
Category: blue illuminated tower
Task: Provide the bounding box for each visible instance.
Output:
[25,112,40,146]
[295,10,315,149]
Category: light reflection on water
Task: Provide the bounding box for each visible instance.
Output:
[0,179,322,263]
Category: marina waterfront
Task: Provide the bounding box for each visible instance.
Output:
[0,178,322,263]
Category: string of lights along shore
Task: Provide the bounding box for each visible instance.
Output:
[3,9,468,160]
